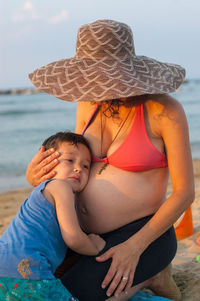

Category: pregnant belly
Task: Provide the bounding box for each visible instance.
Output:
[76,163,168,234]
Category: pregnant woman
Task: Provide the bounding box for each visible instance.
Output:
[27,20,194,301]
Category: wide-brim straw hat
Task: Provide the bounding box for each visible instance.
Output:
[29,19,186,102]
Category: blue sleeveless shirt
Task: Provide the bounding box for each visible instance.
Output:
[0,180,67,280]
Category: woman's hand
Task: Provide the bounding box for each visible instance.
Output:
[26,146,60,186]
[96,241,141,297]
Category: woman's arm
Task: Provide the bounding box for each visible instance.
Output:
[96,96,194,297]
[26,102,88,187]
[44,180,106,255]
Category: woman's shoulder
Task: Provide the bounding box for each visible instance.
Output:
[77,101,96,112]
[143,94,187,137]
[77,102,97,121]
[145,93,181,106]
[144,94,184,120]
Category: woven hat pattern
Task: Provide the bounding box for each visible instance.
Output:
[29,20,185,102]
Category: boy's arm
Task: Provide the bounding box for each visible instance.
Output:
[44,180,105,255]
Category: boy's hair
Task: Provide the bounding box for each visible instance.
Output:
[42,131,92,156]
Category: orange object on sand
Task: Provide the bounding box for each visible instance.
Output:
[196,237,200,246]
[174,206,193,240]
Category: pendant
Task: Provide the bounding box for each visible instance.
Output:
[96,163,108,175]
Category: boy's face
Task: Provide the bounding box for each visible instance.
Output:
[53,142,91,192]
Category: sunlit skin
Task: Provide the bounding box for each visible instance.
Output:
[75,95,194,234]
[75,94,194,299]
[26,94,194,300]
[42,141,106,257]
[51,142,91,193]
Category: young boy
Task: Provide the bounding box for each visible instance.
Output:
[0,132,105,301]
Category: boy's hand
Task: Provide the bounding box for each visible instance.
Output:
[88,234,106,253]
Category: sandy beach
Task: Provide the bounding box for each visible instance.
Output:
[0,160,200,300]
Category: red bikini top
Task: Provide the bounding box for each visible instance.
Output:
[81,103,168,171]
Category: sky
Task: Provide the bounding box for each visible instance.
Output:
[1,0,200,89]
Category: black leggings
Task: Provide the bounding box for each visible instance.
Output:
[61,215,177,301]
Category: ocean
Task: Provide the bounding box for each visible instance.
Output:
[0,80,200,192]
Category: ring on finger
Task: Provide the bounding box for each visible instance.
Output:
[122,276,128,281]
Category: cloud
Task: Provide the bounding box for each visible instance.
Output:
[48,10,69,24]
[12,1,38,22]
[23,1,33,10]
[11,3,68,26]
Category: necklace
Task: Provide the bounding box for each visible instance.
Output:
[96,106,133,175]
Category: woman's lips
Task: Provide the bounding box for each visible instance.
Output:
[69,176,80,181]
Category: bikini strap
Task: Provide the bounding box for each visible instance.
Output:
[81,103,100,135]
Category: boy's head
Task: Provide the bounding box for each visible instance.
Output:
[42,132,92,192]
